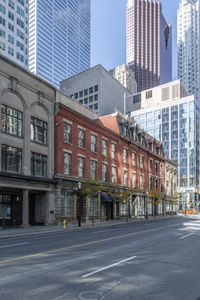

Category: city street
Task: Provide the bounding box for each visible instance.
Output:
[0,217,200,300]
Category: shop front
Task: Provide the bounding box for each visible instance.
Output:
[0,192,22,227]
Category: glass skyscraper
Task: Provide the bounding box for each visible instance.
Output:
[29,0,91,88]
[0,0,29,68]
[131,80,200,209]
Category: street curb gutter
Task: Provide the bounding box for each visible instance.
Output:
[0,216,180,240]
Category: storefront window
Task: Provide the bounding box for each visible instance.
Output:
[2,145,22,173]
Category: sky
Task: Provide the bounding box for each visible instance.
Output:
[91,0,180,79]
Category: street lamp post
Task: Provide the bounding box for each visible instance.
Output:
[77,181,82,227]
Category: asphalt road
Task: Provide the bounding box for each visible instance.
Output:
[0,217,200,300]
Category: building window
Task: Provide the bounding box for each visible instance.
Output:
[124,170,128,186]
[79,91,83,98]
[78,129,85,148]
[162,87,170,101]
[62,191,73,217]
[132,152,136,167]
[89,197,97,216]
[0,4,6,14]
[94,103,98,110]
[149,159,153,172]
[140,155,144,169]
[8,23,14,31]
[0,29,5,38]
[89,87,93,94]
[84,98,88,104]
[78,156,85,177]
[91,134,97,152]
[8,46,14,56]
[149,176,153,190]
[94,85,98,92]
[124,148,128,164]
[89,96,93,103]
[132,173,136,188]
[102,139,107,156]
[111,166,117,184]
[90,160,97,180]
[1,105,23,137]
[0,41,5,50]
[8,34,14,44]
[31,117,47,144]
[111,143,116,159]
[8,11,14,20]
[31,153,47,177]
[94,94,98,101]
[0,16,5,26]
[102,163,107,182]
[84,89,88,96]
[155,178,159,190]
[140,174,144,189]
[74,93,78,99]
[2,145,22,173]
[64,122,72,144]
[155,161,159,174]
[64,152,71,176]
[8,0,15,9]
[146,90,152,99]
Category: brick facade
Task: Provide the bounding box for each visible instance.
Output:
[55,102,177,224]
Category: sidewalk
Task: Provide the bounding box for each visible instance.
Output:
[0,215,179,240]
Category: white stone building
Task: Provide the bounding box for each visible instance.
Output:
[110,64,137,94]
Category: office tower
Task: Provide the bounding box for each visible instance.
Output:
[29,0,91,88]
[60,65,133,116]
[177,0,200,100]
[126,0,172,92]
[110,64,137,93]
[130,80,200,209]
[0,0,29,68]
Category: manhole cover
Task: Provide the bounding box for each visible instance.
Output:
[79,291,103,300]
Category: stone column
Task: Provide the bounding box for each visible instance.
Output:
[22,190,29,227]
[45,191,55,225]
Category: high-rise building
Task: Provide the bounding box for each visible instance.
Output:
[0,0,29,68]
[29,0,91,88]
[60,65,133,116]
[130,80,200,209]
[126,0,172,92]
[110,64,137,94]
[177,0,200,100]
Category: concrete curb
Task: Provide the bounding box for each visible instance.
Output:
[0,216,180,240]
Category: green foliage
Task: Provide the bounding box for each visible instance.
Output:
[81,177,102,197]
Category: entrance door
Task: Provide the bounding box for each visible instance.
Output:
[106,203,113,220]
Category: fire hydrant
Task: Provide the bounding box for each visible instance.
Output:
[63,219,67,229]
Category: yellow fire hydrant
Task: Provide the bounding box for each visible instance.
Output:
[63,219,67,229]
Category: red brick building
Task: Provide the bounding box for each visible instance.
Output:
[55,95,177,224]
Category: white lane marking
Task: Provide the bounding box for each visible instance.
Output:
[82,255,136,278]
[0,242,29,249]
[54,292,71,300]
[92,229,114,234]
[180,233,195,240]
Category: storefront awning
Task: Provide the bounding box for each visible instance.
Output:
[101,192,119,203]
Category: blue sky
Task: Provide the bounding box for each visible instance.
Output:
[91,0,180,79]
